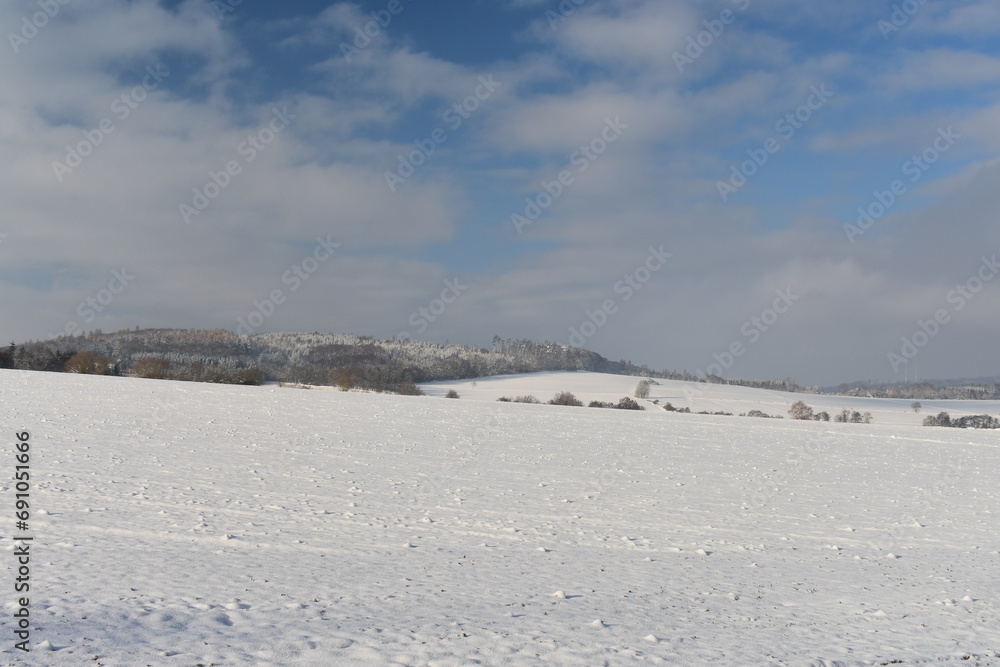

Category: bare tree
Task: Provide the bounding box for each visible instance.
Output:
[64,351,111,375]
[788,400,814,420]
[548,391,583,406]
[131,357,170,379]
[634,379,652,399]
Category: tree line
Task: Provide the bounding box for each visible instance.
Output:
[1,329,675,392]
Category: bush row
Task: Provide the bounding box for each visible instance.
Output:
[923,412,1000,429]
[497,392,645,410]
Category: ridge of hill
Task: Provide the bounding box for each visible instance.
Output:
[2,328,998,400]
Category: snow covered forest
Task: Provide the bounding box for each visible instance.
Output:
[2,328,998,400]
[0,329,686,392]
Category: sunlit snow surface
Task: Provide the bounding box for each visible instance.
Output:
[1,370,998,665]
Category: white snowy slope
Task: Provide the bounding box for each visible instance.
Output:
[1,369,998,666]
[422,371,1000,427]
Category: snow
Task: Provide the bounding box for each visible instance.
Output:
[1,369,999,665]
[423,371,1000,426]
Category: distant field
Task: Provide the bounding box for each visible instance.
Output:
[1,369,997,665]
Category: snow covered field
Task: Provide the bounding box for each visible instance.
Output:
[1,369,998,665]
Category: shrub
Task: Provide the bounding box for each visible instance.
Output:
[815,411,830,422]
[131,357,170,379]
[394,379,423,396]
[834,409,870,423]
[230,368,264,386]
[548,391,583,406]
[64,351,111,375]
[745,409,773,418]
[514,395,540,404]
[589,400,613,408]
[788,400,814,420]
[336,375,354,391]
[615,397,644,410]
[922,411,1000,428]
[634,379,652,399]
[497,396,512,402]
[662,402,676,412]
[445,389,460,399]
[0,344,14,370]
[953,414,1000,429]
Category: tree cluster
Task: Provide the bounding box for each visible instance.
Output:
[834,381,1000,401]
[833,409,871,423]
[497,395,541,404]
[548,391,583,407]
[589,397,645,411]
[923,412,1000,429]
[742,410,781,418]
[790,401,863,423]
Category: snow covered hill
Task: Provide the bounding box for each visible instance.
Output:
[423,371,1000,427]
[1,369,998,665]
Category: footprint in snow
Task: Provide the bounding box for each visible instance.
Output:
[213,612,233,626]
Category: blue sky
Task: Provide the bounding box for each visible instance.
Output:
[3,0,1000,385]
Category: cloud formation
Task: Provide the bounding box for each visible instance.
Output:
[2,0,999,386]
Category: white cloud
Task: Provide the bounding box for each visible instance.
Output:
[3,0,1000,384]
[879,49,1000,91]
